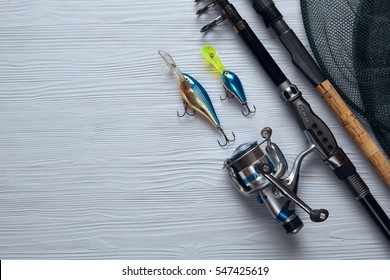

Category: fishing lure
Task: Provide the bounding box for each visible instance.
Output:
[158,50,235,147]
[201,45,256,116]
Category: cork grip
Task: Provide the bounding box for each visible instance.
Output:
[316,79,390,188]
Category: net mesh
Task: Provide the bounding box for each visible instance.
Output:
[300,0,390,156]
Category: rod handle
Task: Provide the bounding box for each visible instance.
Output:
[316,80,390,189]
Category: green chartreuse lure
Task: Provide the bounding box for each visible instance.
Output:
[158,50,235,147]
[201,45,256,116]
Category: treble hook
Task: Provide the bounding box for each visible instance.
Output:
[177,102,196,117]
[217,127,236,147]
[220,90,235,101]
[241,103,257,117]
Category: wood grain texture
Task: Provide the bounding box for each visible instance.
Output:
[0,0,389,259]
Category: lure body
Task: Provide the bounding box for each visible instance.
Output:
[221,70,247,104]
[180,72,220,128]
[201,45,256,116]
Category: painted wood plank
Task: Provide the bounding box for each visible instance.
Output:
[0,0,389,259]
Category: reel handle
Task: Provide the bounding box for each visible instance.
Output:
[256,163,329,222]
[310,209,329,223]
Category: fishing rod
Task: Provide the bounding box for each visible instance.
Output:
[195,0,390,241]
[249,0,390,189]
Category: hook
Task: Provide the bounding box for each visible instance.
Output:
[220,90,235,101]
[241,103,257,117]
[220,92,229,101]
[177,102,196,117]
[217,127,236,147]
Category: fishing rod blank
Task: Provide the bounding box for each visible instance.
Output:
[249,0,390,190]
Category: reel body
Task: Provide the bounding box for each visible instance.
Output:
[224,127,329,234]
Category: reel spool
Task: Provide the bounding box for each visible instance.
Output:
[224,127,329,234]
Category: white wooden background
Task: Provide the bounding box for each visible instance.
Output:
[0,0,389,259]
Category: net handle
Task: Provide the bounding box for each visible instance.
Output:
[316,80,390,187]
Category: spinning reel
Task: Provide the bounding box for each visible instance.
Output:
[224,127,329,234]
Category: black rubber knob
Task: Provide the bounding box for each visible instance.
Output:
[310,209,329,222]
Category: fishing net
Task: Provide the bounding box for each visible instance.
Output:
[300,0,390,157]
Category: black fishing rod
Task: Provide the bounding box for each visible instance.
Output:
[249,0,390,190]
[195,0,390,241]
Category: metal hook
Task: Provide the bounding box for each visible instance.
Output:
[217,127,236,147]
[220,92,229,101]
[241,103,257,117]
[220,90,235,101]
[177,102,196,117]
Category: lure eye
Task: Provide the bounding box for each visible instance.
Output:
[224,72,228,76]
